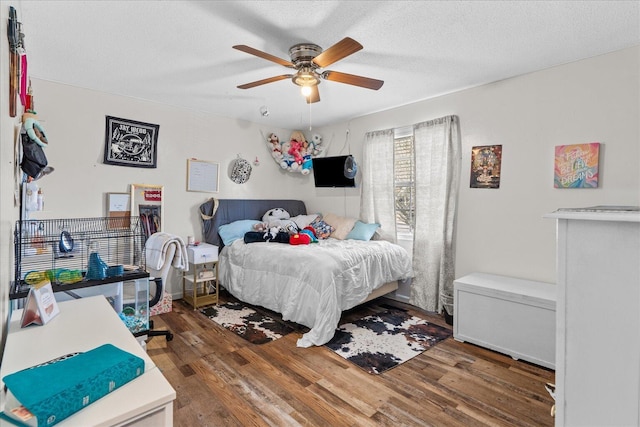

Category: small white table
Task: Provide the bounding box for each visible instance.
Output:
[0,296,176,427]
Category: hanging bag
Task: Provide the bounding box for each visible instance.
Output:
[20,132,48,179]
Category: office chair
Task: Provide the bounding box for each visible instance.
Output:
[146,242,175,341]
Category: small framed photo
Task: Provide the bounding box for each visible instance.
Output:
[104,116,160,168]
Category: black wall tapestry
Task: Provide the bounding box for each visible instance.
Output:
[103,116,159,168]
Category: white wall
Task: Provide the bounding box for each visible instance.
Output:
[1,41,637,350]
[306,46,640,285]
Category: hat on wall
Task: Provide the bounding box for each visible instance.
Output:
[344,155,357,179]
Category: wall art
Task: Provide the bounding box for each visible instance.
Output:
[470,145,502,189]
[104,116,159,168]
[554,142,600,188]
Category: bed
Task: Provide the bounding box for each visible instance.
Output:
[199,199,413,347]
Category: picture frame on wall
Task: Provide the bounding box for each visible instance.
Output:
[106,192,131,230]
[470,145,502,189]
[554,142,600,188]
[104,116,160,168]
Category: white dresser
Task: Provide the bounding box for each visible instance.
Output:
[1,296,176,427]
[545,208,640,426]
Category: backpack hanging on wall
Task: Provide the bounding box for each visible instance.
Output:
[20,131,48,179]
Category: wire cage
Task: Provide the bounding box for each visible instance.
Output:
[12,216,147,298]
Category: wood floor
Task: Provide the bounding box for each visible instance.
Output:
[146,293,555,427]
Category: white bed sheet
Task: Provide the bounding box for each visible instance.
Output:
[218,238,413,347]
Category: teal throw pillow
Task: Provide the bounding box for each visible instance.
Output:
[218,220,260,246]
[346,221,380,241]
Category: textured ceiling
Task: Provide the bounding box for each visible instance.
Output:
[14,0,640,129]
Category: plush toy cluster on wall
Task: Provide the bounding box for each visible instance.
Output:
[267,130,323,174]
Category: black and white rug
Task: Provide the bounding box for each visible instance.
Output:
[201,302,294,344]
[325,309,452,374]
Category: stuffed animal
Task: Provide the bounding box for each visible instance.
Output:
[309,133,323,156]
[288,140,304,165]
[301,154,312,175]
[267,133,282,160]
[289,233,311,245]
[262,208,298,235]
[279,140,297,170]
[300,226,317,243]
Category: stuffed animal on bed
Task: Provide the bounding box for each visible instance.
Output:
[261,208,299,237]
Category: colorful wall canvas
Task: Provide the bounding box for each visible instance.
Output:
[554,142,600,188]
[470,145,502,189]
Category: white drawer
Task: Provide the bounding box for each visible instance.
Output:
[187,243,218,264]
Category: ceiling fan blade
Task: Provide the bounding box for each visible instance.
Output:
[322,70,384,90]
[306,85,320,104]
[233,45,294,68]
[237,74,292,89]
[312,37,363,68]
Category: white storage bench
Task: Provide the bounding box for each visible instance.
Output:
[453,272,556,369]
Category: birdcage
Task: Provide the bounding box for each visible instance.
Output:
[12,216,147,299]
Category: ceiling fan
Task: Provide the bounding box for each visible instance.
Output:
[233,37,384,104]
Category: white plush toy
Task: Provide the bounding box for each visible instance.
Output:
[261,208,298,237]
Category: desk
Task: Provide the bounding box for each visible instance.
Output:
[1,296,176,427]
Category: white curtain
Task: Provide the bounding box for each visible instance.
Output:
[410,115,461,313]
[360,129,397,241]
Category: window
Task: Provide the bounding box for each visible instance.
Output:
[394,130,415,235]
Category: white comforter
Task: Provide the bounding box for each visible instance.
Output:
[218,238,413,347]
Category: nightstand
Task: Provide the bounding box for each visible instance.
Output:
[183,243,219,310]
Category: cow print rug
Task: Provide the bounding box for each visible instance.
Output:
[201,302,294,344]
[325,309,452,374]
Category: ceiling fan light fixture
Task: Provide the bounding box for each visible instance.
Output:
[292,68,320,88]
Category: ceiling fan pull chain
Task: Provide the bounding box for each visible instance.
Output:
[309,101,312,131]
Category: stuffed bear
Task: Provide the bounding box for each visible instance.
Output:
[267,133,282,160]
[262,208,299,236]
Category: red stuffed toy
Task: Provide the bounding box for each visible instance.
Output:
[289,232,311,245]
[288,140,304,165]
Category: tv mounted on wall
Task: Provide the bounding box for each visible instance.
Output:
[312,155,356,188]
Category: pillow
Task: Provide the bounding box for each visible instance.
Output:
[310,217,335,240]
[290,214,319,229]
[346,221,380,241]
[322,212,357,240]
[218,220,260,246]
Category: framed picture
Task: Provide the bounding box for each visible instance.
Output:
[130,184,163,239]
[106,192,130,229]
[187,159,219,193]
[104,116,160,168]
[554,142,600,188]
[470,145,502,189]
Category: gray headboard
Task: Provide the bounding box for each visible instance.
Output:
[199,199,307,249]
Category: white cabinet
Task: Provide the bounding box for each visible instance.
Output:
[454,273,556,369]
[545,208,640,426]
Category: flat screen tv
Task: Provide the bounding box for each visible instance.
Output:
[312,155,356,188]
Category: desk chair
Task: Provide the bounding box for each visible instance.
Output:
[146,243,175,341]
